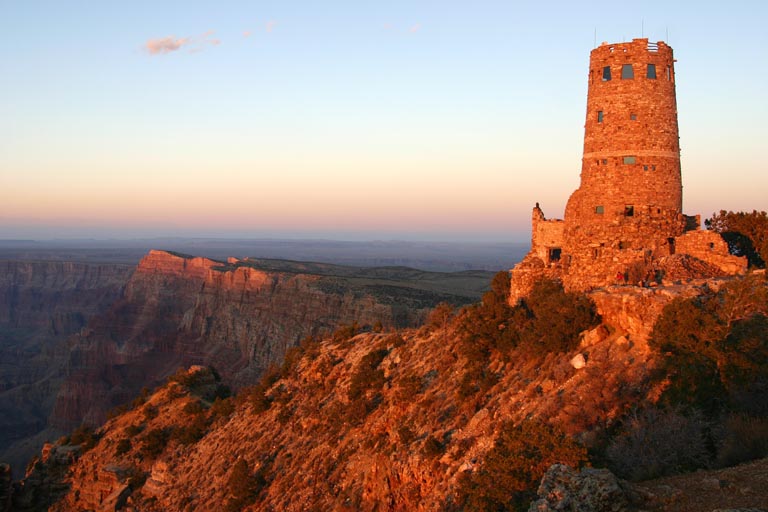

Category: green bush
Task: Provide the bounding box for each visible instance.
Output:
[453,420,587,512]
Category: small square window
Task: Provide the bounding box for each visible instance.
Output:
[624,205,634,217]
[602,66,612,81]
[623,156,636,164]
[647,64,657,79]
[595,205,604,214]
[621,64,634,79]
[630,113,637,121]
[602,159,608,165]
[652,165,656,170]
[597,111,604,122]
[643,165,648,171]
[619,241,631,250]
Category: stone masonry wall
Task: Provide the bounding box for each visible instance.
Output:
[508,39,746,304]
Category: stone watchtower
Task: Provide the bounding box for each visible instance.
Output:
[509,39,745,303]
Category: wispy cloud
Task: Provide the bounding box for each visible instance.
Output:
[243,30,252,38]
[144,30,221,56]
[382,22,423,35]
[265,20,277,33]
[145,36,190,55]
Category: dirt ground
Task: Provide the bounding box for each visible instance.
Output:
[635,457,768,511]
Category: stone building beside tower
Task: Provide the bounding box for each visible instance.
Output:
[509,39,745,304]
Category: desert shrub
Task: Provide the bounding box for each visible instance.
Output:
[183,399,205,415]
[131,387,152,409]
[69,425,99,452]
[457,271,518,357]
[141,428,170,458]
[332,322,360,344]
[650,276,768,416]
[397,372,423,401]
[124,424,143,437]
[115,438,132,456]
[428,302,455,332]
[224,459,266,512]
[453,420,587,511]
[706,210,768,268]
[398,425,416,446]
[348,348,389,401]
[173,413,209,445]
[210,396,235,420]
[517,279,599,355]
[457,366,499,401]
[606,406,711,481]
[143,404,159,421]
[168,367,210,389]
[716,413,768,468]
[423,435,445,458]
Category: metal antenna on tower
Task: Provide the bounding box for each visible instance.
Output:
[594,27,597,47]
[641,19,644,38]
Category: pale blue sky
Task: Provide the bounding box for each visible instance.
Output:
[1,1,766,241]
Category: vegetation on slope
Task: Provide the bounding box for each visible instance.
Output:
[16,268,768,511]
[706,209,768,268]
[604,273,768,480]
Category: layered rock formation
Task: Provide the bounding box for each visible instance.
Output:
[0,260,132,473]
[49,250,488,432]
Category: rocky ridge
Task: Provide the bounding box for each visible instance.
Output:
[49,250,490,431]
[15,312,658,510]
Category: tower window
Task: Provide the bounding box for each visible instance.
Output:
[624,205,634,217]
[643,165,648,170]
[647,63,657,79]
[667,66,673,81]
[623,156,636,164]
[549,248,562,262]
[602,66,611,81]
[621,64,634,79]
[595,205,604,214]
[630,113,637,120]
[597,111,604,122]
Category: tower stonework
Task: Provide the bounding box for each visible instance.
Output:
[509,39,746,303]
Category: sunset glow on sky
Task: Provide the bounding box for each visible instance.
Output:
[1,1,766,242]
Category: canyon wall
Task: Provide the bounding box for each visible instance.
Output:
[0,260,132,473]
[48,250,485,433]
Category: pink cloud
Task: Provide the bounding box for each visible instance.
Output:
[409,23,421,33]
[145,36,190,55]
[144,31,221,56]
[243,30,252,38]
[265,20,277,33]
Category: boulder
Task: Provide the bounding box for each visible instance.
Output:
[528,464,632,512]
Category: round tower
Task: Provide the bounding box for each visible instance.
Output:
[561,39,687,290]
